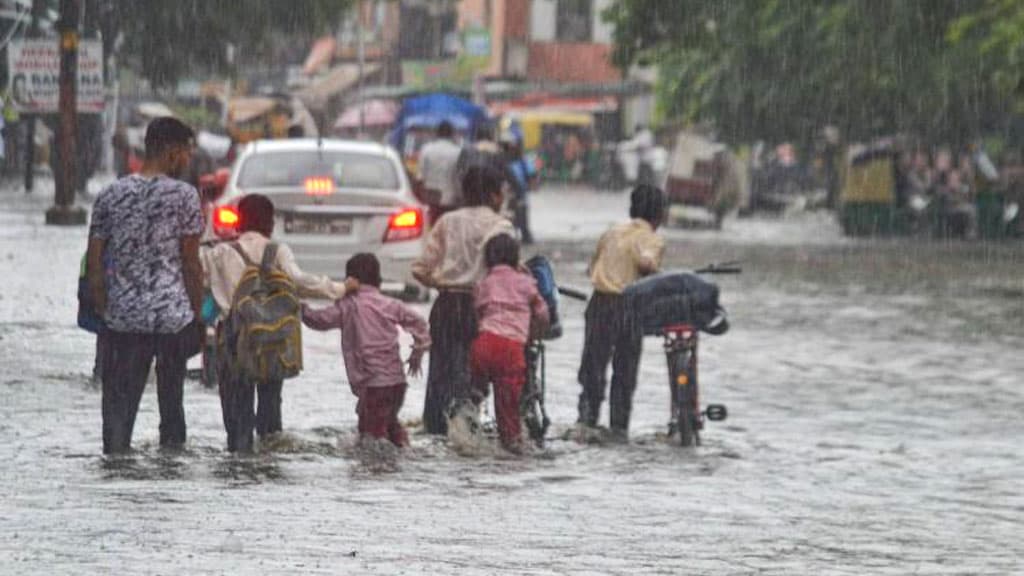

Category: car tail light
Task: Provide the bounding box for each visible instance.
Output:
[384,207,424,243]
[305,176,335,196]
[214,206,240,229]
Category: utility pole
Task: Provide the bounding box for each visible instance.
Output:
[46,0,86,226]
[23,0,44,194]
[356,0,365,138]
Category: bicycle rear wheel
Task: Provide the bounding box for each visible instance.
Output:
[521,342,548,447]
[667,348,696,447]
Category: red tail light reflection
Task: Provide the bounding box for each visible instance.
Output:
[384,208,424,243]
[215,206,240,228]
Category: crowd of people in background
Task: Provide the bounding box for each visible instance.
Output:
[894,143,1004,238]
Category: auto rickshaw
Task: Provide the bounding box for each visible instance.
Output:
[840,143,1018,238]
[663,130,743,228]
[498,110,595,182]
[838,144,906,236]
[226,96,292,144]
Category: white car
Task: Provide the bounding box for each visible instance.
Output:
[209,139,427,299]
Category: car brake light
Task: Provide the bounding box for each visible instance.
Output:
[384,208,424,243]
[305,176,335,196]
[215,206,240,228]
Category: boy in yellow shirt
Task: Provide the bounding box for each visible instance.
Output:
[577,185,666,441]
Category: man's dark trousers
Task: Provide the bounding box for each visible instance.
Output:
[577,292,642,432]
[218,363,283,453]
[101,327,192,454]
[423,291,476,435]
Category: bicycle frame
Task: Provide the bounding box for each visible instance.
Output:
[522,339,550,447]
[663,323,727,447]
[663,324,701,446]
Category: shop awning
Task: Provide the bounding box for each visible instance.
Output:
[296,64,381,112]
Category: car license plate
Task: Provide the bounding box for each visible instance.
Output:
[284,215,353,235]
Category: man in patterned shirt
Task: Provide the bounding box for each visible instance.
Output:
[86,117,205,454]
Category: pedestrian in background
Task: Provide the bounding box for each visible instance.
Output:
[86,117,205,454]
[412,164,514,435]
[576,185,667,442]
[418,120,462,224]
[502,134,538,244]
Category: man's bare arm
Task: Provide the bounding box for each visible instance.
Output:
[180,234,204,318]
[86,237,107,315]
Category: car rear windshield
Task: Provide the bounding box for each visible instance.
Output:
[237,150,400,191]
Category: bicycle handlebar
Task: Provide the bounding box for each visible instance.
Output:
[557,286,589,301]
[556,263,741,303]
[694,261,743,275]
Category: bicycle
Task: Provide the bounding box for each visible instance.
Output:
[658,263,738,446]
[521,339,550,447]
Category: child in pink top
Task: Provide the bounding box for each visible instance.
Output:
[470,234,549,452]
[302,254,430,447]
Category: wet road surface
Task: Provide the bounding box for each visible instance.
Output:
[1,185,1022,574]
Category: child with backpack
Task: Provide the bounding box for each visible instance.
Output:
[469,234,549,454]
[301,254,430,447]
[202,194,353,453]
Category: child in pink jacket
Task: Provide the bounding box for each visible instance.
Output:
[302,254,430,447]
[470,234,549,453]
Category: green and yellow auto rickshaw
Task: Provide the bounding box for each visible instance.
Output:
[840,143,1019,239]
[838,145,903,236]
[499,110,596,182]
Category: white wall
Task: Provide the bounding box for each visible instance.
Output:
[530,0,557,42]
[592,0,613,44]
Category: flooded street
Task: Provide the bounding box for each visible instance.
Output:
[1,185,1022,575]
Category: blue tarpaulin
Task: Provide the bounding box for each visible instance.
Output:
[389,93,489,149]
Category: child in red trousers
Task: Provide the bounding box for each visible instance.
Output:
[301,254,430,447]
[471,234,549,453]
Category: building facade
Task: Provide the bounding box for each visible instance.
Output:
[457,0,620,83]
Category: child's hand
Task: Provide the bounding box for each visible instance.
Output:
[343,276,360,295]
[406,350,424,378]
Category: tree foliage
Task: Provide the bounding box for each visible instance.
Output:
[947,0,1024,114]
[605,0,1022,145]
[90,0,355,87]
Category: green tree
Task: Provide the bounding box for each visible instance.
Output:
[92,0,355,87]
[605,0,1016,145]
[948,0,1024,114]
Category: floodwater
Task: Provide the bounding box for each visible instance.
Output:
[1,186,1022,574]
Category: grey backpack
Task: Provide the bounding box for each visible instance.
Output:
[219,242,303,381]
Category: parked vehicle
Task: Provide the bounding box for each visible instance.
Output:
[747,142,820,215]
[498,110,596,183]
[616,127,667,187]
[662,130,745,228]
[208,138,428,300]
[225,96,292,143]
[840,143,1019,239]
[838,144,903,236]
